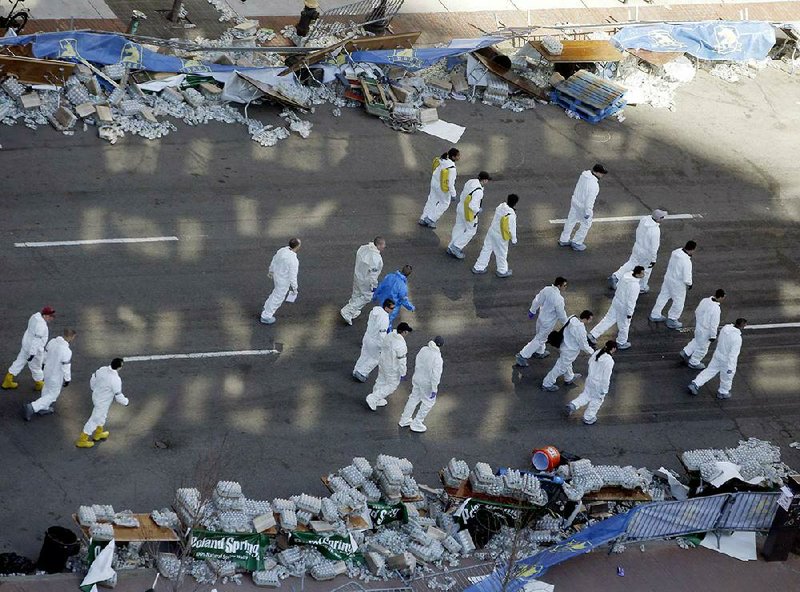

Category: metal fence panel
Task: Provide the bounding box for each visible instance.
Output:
[716,492,779,531]
[623,495,729,541]
[407,563,498,592]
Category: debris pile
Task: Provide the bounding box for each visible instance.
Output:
[681,437,789,485]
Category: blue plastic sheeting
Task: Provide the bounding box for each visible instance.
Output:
[0,31,247,73]
[612,21,776,61]
[464,512,633,592]
[349,36,503,71]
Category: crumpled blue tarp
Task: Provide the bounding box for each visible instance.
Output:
[612,21,776,61]
[0,31,249,73]
[348,36,503,71]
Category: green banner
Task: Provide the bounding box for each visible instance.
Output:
[190,529,267,571]
[289,531,362,561]
[368,501,408,527]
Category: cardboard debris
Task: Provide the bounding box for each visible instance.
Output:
[419,107,438,124]
[95,104,114,123]
[75,102,96,119]
[18,92,42,110]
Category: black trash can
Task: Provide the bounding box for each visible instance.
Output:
[36,526,80,573]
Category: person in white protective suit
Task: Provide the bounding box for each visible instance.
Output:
[559,164,607,252]
[23,329,77,421]
[260,238,301,325]
[447,171,492,259]
[419,148,461,228]
[542,310,595,392]
[689,318,746,400]
[75,358,129,448]
[340,237,386,325]
[609,209,668,293]
[352,299,394,383]
[472,194,519,278]
[589,266,645,350]
[650,240,696,329]
[399,336,444,433]
[515,277,569,366]
[566,340,617,425]
[681,289,725,370]
[3,306,56,391]
[366,322,412,411]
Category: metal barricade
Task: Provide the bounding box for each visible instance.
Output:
[623,492,780,542]
[407,563,498,592]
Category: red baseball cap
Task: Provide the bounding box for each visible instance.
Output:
[41,306,56,316]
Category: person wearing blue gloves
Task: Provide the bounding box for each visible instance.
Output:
[372,265,415,328]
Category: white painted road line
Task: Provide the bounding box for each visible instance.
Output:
[14,236,179,248]
[125,349,280,362]
[745,323,800,330]
[548,214,701,224]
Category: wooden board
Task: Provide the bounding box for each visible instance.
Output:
[472,47,548,100]
[629,49,685,67]
[0,55,75,85]
[583,486,652,502]
[74,513,179,542]
[528,40,623,63]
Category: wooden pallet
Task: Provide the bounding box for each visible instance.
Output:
[551,69,626,123]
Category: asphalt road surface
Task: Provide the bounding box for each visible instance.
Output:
[0,67,798,562]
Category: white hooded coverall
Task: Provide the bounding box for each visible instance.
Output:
[543,317,594,388]
[261,246,299,321]
[559,170,599,246]
[569,349,615,423]
[8,312,49,381]
[590,271,640,345]
[354,306,390,377]
[449,179,484,251]
[682,297,721,365]
[31,336,72,413]
[421,158,457,223]
[651,248,692,321]
[474,203,517,273]
[366,331,408,406]
[693,324,742,395]
[82,366,128,435]
[340,242,383,323]
[519,285,568,358]
[613,216,661,290]
[400,341,443,428]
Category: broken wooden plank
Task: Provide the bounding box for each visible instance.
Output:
[472,46,548,100]
[528,40,624,64]
[0,55,75,85]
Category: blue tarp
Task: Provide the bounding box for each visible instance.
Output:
[464,512,633,592]
[349,36,503,71]
[0,31,247,73]
[612,21,776,61]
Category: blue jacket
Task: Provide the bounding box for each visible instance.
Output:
[373,270,414,312]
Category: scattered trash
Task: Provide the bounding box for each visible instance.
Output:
[617,566,625,577]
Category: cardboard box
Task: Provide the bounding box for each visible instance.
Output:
[419,107,438,124]
[75,102,96,118]
[18,92,41,110]
[428,77,452,92]
[95,104,114,123]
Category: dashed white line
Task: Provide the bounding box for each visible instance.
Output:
[14,236,180,248]
[744,323,800,330]
[548,214,701,224]
[125,349,280,362]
